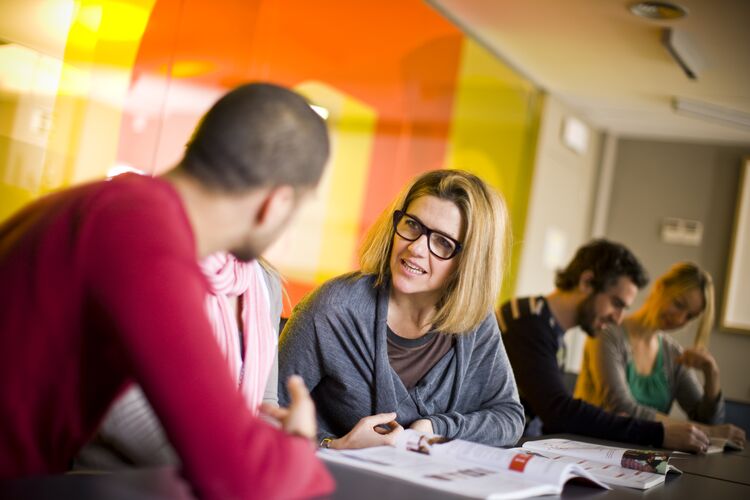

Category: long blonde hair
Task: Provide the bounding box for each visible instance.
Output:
[359,169,510,334]
[642,262,715,347]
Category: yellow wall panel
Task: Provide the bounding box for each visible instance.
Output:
[264,81,376,283]
[445,39,543,301]
[45,0,155,191]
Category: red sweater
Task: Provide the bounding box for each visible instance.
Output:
[0,174,333,499]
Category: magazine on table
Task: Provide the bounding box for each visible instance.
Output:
[522,438,683,489]
[319,429,609,499]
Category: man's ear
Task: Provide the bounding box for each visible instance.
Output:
[578,270,595,293]
[254,185,295,228]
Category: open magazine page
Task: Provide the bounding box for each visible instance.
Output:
[520,450,669,489]
[522,439,679,475]
[319,430,608,499]
[394,430,606,488]
[319,445,568,499]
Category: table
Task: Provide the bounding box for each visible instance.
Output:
[325,457,750,500]
[530,434,750,488]
[0,467,194,500]
[735,445,750,458]
[1,436,749,499]
[668,449,750,486]
[2,464,748,500]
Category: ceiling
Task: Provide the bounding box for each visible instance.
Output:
[429,0,750,144]
[2,0,749,144]
[0,1,73,58]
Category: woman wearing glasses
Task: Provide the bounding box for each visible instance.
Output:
[278,169,524,449]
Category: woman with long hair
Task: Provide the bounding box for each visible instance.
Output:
[575,262,745,448]
[279,169,524,449]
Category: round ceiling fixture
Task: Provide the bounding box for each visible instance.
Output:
[629,1,688,20]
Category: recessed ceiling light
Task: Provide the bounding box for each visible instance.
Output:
[629,1,688,20]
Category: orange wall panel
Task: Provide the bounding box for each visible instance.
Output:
[117,0,467,309]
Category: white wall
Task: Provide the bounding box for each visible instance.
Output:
[514,95,602,371]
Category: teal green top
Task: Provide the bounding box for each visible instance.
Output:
[626,337,672,414]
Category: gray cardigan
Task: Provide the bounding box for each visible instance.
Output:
[278,273,524,446]
[574,324,724,424]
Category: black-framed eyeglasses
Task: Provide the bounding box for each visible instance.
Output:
[392,210,462,260]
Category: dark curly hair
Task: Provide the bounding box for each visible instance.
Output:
[555,239,649,292]
[179,82,329,192]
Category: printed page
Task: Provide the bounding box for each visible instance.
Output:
[392,430,607,490]
[526,451,665,489]
[522,439,674,475]
[423,439,602,487]
[319,446,559,499]
[707,437,727,454]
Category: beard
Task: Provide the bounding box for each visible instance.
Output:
[229,241,261,263]
[228,191,302,264]
[577,293,599,336]
[229,222,286,263]
[229,248,256,262]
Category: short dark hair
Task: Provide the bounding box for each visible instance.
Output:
[555,239,649,292]
[180,82,329,192]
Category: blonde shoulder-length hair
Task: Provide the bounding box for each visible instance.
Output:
[643,262,715,347]
[359,169,510,334]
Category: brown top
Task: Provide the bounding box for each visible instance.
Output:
[387,326,455,389]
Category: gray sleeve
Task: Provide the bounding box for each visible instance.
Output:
[262,351,279,406]
[260,267,283,407]
[666,340,725,424]
[427,316,525,446]
[278,295,332,439]
[588,328,658,421]
[260,265,284,332]
[87,386,179,467]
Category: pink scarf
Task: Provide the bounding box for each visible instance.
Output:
[200,252,277,414]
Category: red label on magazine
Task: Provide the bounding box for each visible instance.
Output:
[509,453,533,472]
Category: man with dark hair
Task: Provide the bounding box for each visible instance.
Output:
[181,82,329,191]
[0,83,333,499]
[499,239,711,452]
[554,239,649,299]
[553,239,649,336]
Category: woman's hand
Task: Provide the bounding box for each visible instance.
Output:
[703,423,746,449]
[409,419,434,434]
[677,347,718,375]
[662,421,711,453]
[677,347,721,399]
[259,375,317,441]
[331,413,403,450]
